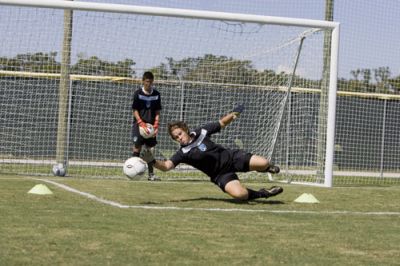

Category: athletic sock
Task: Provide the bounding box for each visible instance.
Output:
[148,163,154,175]
[263,164,280,174]
[247,188,264,200]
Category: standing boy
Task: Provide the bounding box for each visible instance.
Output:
[131,71,162,181]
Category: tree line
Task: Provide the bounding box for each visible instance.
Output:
[0,52,398,94]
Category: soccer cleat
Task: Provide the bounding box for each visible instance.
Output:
[148,173,161,181]
[266,164,280,174]
[260,186,283,198]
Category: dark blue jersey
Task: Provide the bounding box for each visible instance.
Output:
[170,122,239,178]
[132,88,162,124]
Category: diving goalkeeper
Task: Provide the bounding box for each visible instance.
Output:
[141,104,283,201]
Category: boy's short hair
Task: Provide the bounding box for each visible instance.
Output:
[142,71,154,80]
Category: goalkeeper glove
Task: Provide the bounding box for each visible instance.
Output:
[232,104,244,116]
[137,118,150,134]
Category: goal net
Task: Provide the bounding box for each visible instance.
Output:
[0,0,339,186]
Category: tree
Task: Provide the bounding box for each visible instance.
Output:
[151,54,288,85]
[71,55,135,77]
[350,69,361,81]
[374,67,391,93]
[0,52,137,77]
[0,52,60,73]
[388,76,400,93]
[345,66,399,94]
[150,54,254,84]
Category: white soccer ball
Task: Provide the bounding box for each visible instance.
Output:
[123,157,147,179]
[52,163,66,177]
[139,123,155,139]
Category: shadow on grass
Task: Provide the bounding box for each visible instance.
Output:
[142,197,285,205]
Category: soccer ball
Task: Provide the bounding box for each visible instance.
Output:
[123,157,147,179]
[139,123,155,139]
[52,163,66,177]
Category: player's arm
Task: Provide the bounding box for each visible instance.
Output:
[153,159,175,171]
[141,150,175,171]
[131,92,142,122]
[153,92,162,134]
[219,104,244,128]
[153,111,160,134]
[133,110,141,122]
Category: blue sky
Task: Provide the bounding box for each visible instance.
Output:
[116,0,400,78]
[0,0,399,79]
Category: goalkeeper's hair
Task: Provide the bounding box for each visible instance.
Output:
[167,121,189,139]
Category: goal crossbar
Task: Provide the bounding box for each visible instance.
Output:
[0,0,339,29]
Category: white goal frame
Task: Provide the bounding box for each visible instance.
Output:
[0,0,340,187]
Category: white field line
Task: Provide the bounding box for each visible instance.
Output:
[35,178,400,216]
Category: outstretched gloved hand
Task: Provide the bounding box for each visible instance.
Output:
[232,104,244,117]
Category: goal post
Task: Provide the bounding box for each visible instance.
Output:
[0,0,340,187]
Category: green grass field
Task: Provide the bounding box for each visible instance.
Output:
[1,174,399,265]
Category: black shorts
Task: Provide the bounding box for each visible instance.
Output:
[212,150,252,192]
[131,124,157,148]
[213,173,239,192]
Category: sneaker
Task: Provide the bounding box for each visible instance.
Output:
[266,164,280,174]
[260,186,283,198]
[148,173,161,181]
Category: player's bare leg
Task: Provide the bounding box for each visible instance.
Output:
[249,155,280,174]
[224,180,248,200]
[224,180,283,201]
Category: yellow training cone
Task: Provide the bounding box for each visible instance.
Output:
[28,184,53,195]
[294,193,319,203]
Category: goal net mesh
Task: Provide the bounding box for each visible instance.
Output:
[0,4,331,184]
